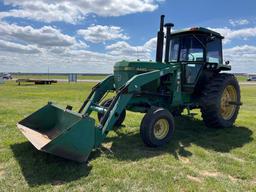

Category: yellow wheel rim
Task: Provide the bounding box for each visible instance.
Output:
[153,119,169,140]
[220,85,237,120]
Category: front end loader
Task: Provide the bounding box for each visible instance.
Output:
[17,15,241,162]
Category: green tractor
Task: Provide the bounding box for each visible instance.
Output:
[17,15,241,162]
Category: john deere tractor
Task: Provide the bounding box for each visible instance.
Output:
[17,15,241,162]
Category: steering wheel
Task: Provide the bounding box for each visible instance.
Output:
[182,52,195,61]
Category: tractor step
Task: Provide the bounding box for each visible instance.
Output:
[187,112,198,117]
[185,105,198,118]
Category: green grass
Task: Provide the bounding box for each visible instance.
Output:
[0,81,256,191]
[13,74,107,80]
[235,75,248,82]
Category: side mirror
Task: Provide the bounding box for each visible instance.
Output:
[225,61,230,65]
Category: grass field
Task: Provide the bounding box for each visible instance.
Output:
[235,75,248,82]
[0,80,255,191]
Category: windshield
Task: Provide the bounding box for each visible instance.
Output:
[180,35,205,62]
[169,35,205,62]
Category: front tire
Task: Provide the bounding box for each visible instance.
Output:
[140,108,175,147]
[200,73,241,128]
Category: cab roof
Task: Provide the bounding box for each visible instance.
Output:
[171,27,224,39]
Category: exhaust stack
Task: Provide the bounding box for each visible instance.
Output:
[156,15,165,63]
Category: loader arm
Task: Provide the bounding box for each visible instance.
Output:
[100,67,172,133]
[78,75,115,114]
[90,67,173,147]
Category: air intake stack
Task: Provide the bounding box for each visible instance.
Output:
[164,23,174,63]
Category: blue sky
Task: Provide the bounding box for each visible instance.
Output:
[0,0,255,73]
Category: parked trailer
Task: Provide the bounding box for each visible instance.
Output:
[16,79,57,85]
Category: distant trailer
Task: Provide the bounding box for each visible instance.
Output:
[16,79,57,85]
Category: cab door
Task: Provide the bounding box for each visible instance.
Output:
[178,35,205,93]
[181,62,203,93]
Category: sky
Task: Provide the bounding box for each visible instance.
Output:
[0,0,255,73]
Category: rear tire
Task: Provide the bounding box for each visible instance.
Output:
[200,73,241,128]
[140,108,175,147]
[97,98,126,126]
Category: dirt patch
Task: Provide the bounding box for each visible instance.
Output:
[101,142,113,153]
[179,156,191,164]
[0,146,8,152]
[199,170,243,183]
[228,175,239,182]
[200,171,221,178]
[187,175,203,183]
[0,167,5,177]
[52,180,65,186]
[229,156,245,162]
[250,178,256,185]
[0,149,6,153]
[102,142,113,149]
[219,153,245,163]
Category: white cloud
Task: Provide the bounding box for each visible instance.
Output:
[0,47,120,73]
[229,19,249,26]
[0,33,157,73]
[1,0,161,24]
[144,37,157,50]
[78,25,129,43]
[0,15,254,74]
[0,39,40,54]
[0,21,89,57]
[0,22,76,47]
[0,20,117,72]
[1,36,255,73]
[106,37,156,60]
[209,27,256,44]
[224,45,256,72]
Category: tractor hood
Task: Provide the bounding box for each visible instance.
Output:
[114,60,168,90]
[114,60,167,71]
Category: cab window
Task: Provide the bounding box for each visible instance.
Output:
[179,35,205,62]
[169,38,180,62]
[206,38,222,63]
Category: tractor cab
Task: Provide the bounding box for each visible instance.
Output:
[155,16,231,93]
[168,28,227,92]
[169,27,224,65]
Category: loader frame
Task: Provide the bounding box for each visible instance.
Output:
[78,67,177,147]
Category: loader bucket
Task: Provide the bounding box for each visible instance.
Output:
[17,103,96,162]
